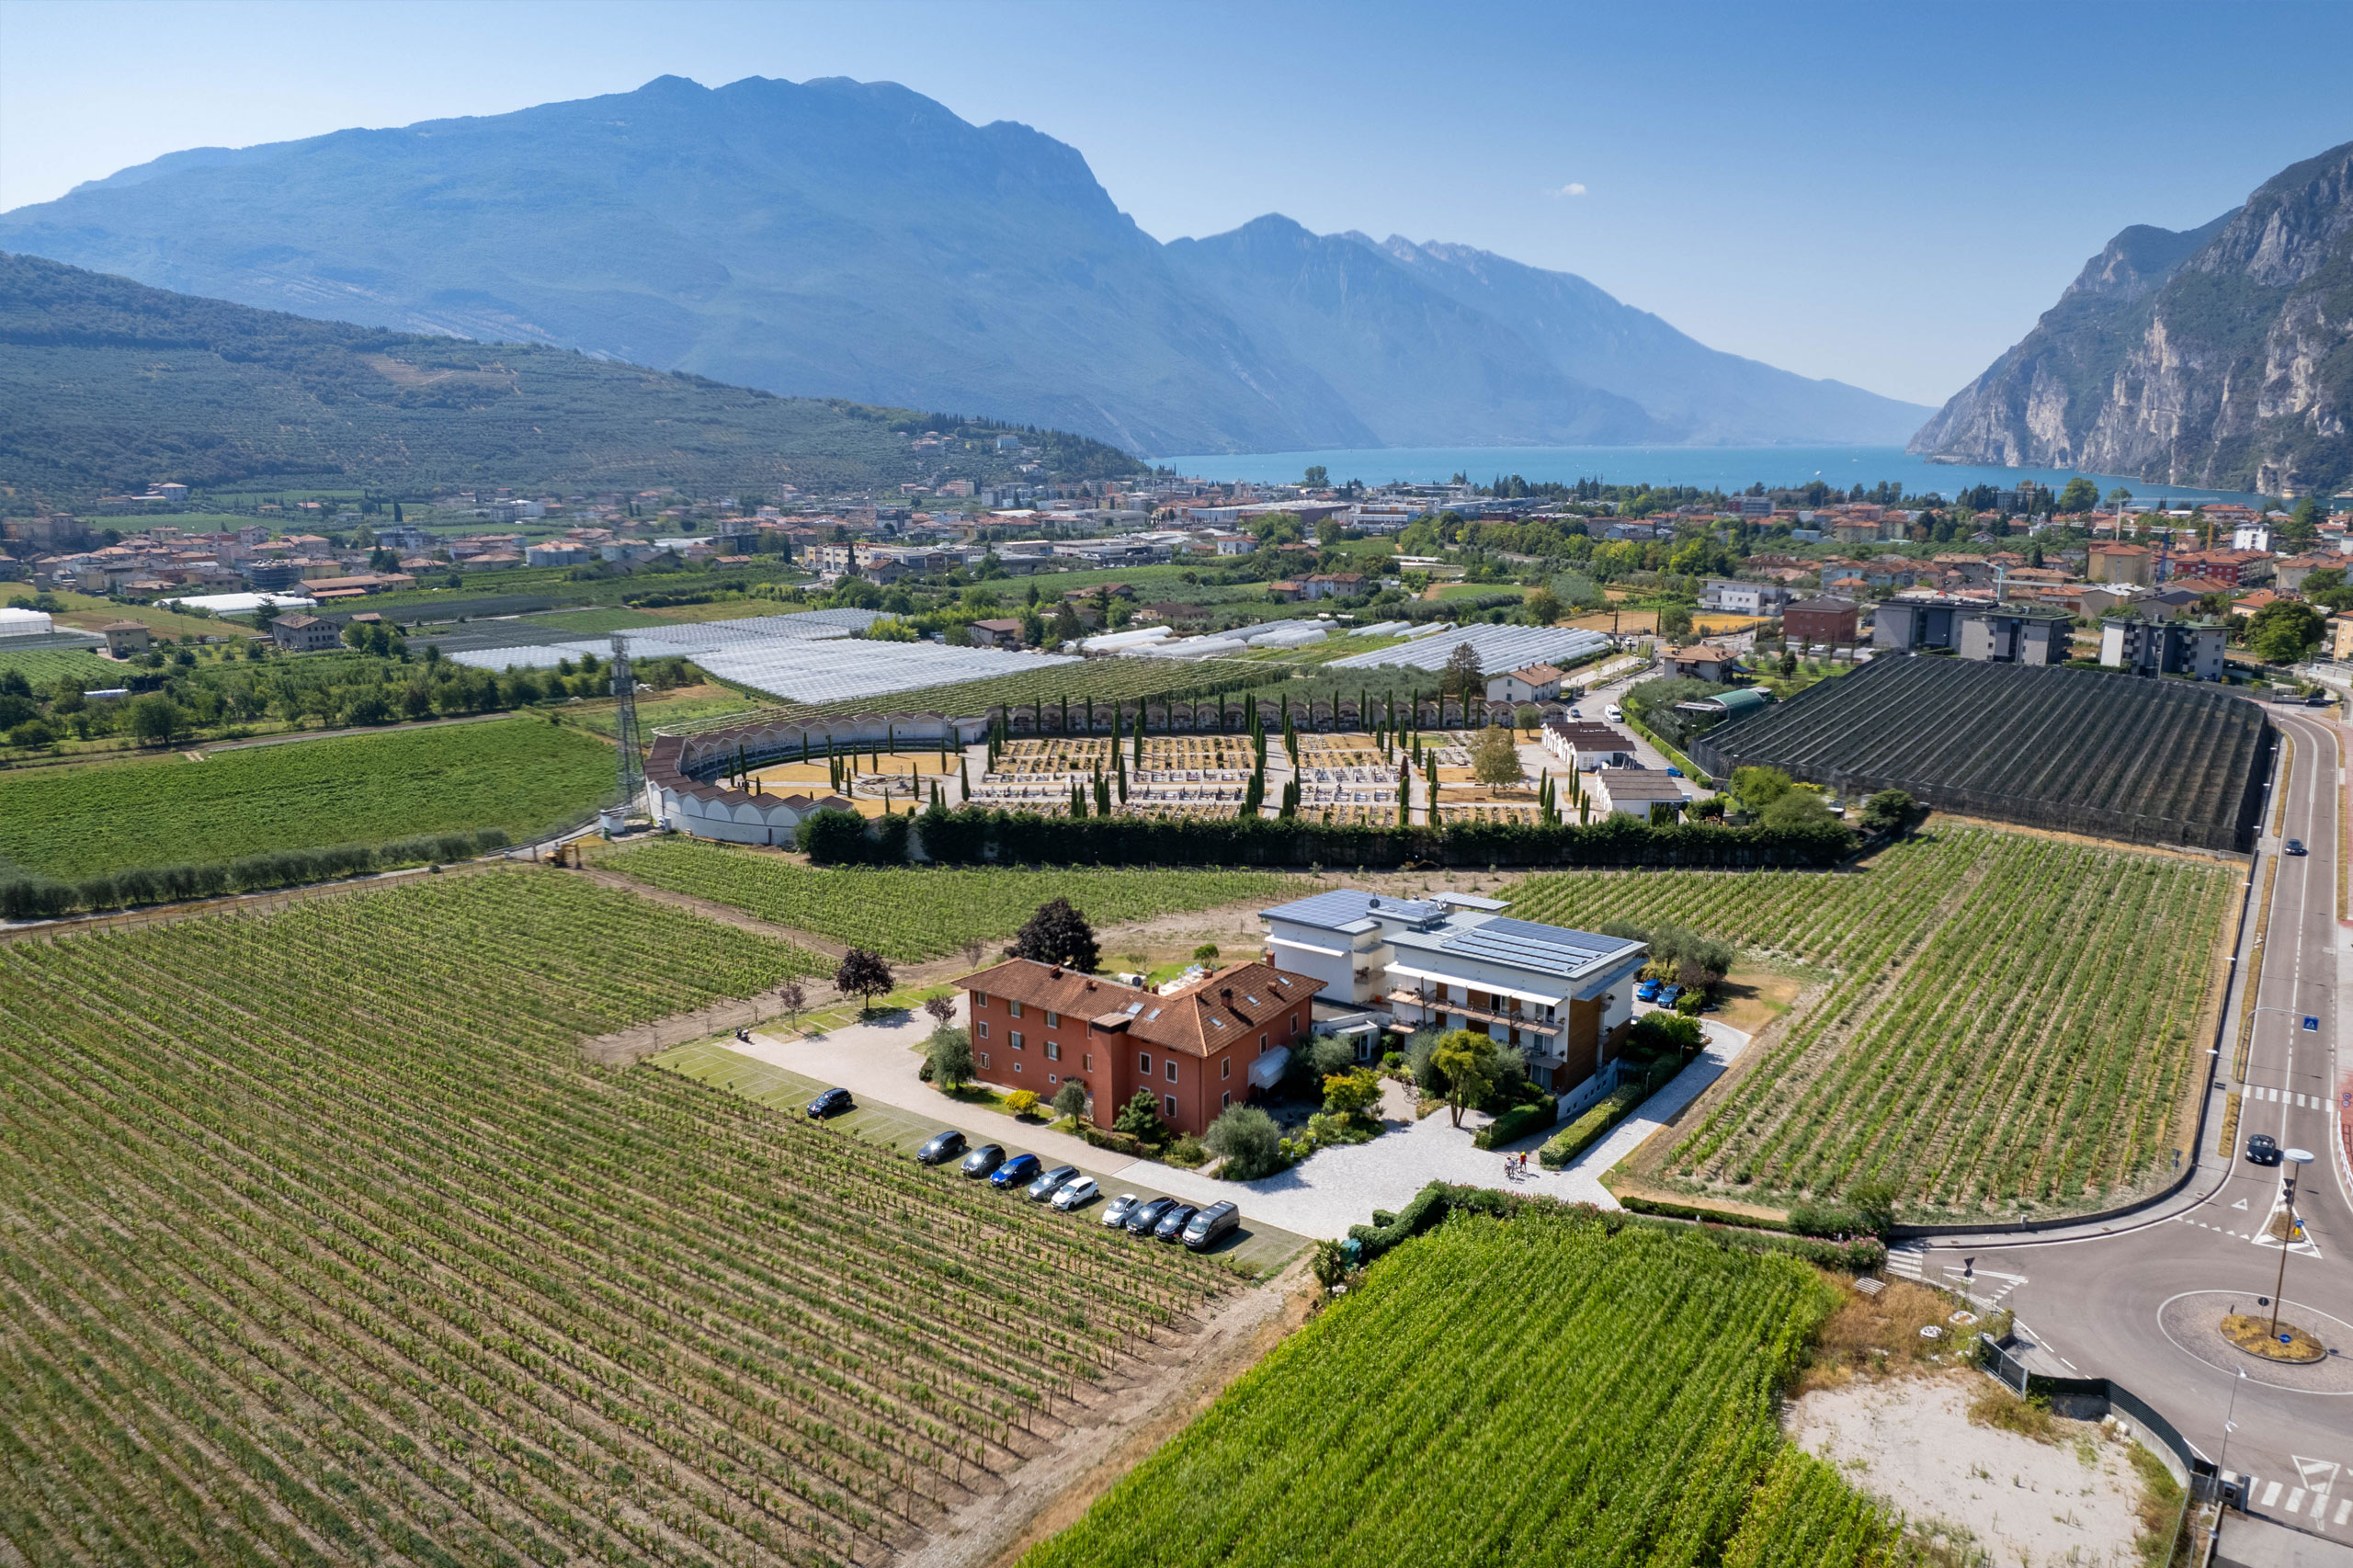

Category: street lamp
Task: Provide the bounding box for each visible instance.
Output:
[2268,1148,2315,1344]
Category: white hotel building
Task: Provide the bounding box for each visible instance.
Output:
[1258,890,1647,1094]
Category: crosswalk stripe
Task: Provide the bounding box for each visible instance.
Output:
[2337,1497,2351,1525]
[2290,1487,2308,1513]
[2264,1481,2284,1506]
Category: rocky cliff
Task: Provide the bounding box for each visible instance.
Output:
[1909,141,2352,497]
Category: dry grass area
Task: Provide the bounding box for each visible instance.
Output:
[1798,1276,1980,1395]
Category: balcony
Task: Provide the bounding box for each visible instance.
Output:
[1384,988,1562,1037]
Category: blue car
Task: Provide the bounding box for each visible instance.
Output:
[1657,985,1683,1007]
[1635,979,1662,1004]
[1665,767,1684,778]
[989,1153,1043,1189]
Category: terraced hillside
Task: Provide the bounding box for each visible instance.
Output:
[1689,655,2273,853]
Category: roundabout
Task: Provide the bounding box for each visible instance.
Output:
[2157,1291,2353,1394]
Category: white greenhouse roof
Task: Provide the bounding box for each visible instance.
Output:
[1324,624,1613,674]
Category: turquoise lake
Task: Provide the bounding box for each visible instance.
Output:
[1149,445,2265,506]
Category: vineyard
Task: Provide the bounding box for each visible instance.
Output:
[594,837,1313,960]
[0,642,120,688]
[0,717,615,880]
[0,873,1227,1567]
[1506,827,2235,1216]
[1024,1213,1913,1568]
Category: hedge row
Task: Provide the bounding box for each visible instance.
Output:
[1344,1182,1884,1274]
[1472,1100,1560,1151]
[801,801,1859,869]
[0,829,510,919]
[1538,1058,1685,1169]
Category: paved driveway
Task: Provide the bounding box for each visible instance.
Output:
[716,1001,1752,1241]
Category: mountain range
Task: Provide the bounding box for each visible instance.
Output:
[0,251,1139,500]
[0,74,1930,457]
[1910,140,2353,498]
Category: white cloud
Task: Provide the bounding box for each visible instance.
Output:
[1552,181,1588,197]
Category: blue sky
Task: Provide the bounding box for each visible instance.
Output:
[3,0,2347,406]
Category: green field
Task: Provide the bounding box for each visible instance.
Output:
[1506,828,2235,1216]
[0,643,122,688]
[0,872,1223,1565]
[523,606,672,634]
[0,717,616,879]
[1027,1211,1908,1568]
[594,837,1315,960]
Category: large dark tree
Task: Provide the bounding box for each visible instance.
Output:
[833,948,895,1015]
[1009,897,1099,971]
[1440,642,1483,703]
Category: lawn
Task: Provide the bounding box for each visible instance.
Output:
[0,872,1224,1566]
[1505,827,2235,1218]
[0,716,617,880]
[1026,1210,1908,1568]
[592,836,1316,960]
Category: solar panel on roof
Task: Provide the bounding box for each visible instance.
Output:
[1439,916,1630,971]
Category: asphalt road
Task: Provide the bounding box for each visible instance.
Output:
[1899,705,2353,1542]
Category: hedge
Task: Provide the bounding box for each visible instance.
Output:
[1538,1058,1683,1169]
[794,801,1859,869]
[1616,1192,1793,1233]
[1342,1182,1883,1273]
[1472,1100,1559,1151]
[0,828,510,919]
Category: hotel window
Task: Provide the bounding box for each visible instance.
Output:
[1164,1094,1177,1119]
[1084,1053,1093,1071]
[1222,1091,1232,1108]
[978,1052,991,1068]
[973,992,989,1009]
[1008,1000,1023,1018]
[1010,1031,1024,1051]
[976,1021,989,1039]
[1138,1051,1151,1075]
[1046,1040,1061,1061]
[1045,1010,1060,1027]
[1258,1032,1267,1051]
[1165,1059,1178,1083]
[1221,1058,1231,1080]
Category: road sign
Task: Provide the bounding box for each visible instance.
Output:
[2302,1016,2319,1031]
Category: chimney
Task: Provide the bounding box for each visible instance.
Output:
[1049,966,1062,978]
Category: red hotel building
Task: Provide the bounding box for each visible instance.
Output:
[956,959,1315,1137]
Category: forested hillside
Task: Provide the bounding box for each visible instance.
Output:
[0,253,1140,501]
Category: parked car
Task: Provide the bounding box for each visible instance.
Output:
[1124,1196,1177,1236]
[1605,704,1624,721]
[1181,1200,1240,1251]
[2246,1132,2282,1165]
[1635,979,1662,1004]
[1101,1192,1141,1228]
[1052,1176,1101,1211]
[916,1129,967,1165]
[1657,984,1683,1007]
[990,1153,1043,1189]
[1153,1203,1201,1243]
[961,1143,1006,1178]
[805,1087,853,1119]
[1027,1164,1079,1201]
[1665,767,1684,778]
[2284,839,2307,856]
[1567,707,1583,718]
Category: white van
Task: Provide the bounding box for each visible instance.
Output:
[1604,704,1624,722]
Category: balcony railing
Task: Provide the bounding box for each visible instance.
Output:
[1384,989,1561,1034]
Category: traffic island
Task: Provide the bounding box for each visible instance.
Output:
[2219,1312,2328,1365]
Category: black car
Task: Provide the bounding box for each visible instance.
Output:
[806,1087,853,1119]
[1124,1196,1177,1236]
[2246,1132,2282,1165]
[989,1153,1043,1189]
[1153,1203,1201,1244]
[1182,1200,1241,1252]
[961,1142,1006,1178]
[917,1129,967,1165]
[2284,839,2307,857]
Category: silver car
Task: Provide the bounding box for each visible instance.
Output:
[1051,1176,1100,1211]
[1026,1163,1079,1201]
[1100,1192,1141,1228]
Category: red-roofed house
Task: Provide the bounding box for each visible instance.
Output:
[958,959,1315,1136]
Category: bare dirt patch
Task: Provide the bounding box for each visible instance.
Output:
[1788,1373,2155,1567]
[901,1259,1317,1568]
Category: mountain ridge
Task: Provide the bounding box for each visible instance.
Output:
[1909,140,2353,497]
[0,74,1931,456]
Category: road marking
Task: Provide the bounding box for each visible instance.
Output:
[2290,1487,2308,1514]
[2295,1457,2339,1493]
[2234,1199,2250,1210]
[2265,1480,2284,1506]
[1885,1244,1926,1280]
[2338,1498,2352,1525]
